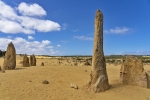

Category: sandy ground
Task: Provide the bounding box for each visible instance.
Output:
[0,56,150,100]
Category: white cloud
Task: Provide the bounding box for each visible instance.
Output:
[18,2,46,17]
[0,38,12,49]
[73,36,93,40]
[0,18,34,34]
[46,46,53,49]
[0,37,58,55]
[20,16,60,32]
[28,36,34,40]
[0,0,17,19]
[57,44,61,47]
[62,23,68,30]
[0,0,61,34]
[42,40,51,45]
[104,27,132,34]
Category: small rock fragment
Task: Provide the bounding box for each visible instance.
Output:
[42,79,49,84]
[74,85,78,89]
[70,83,74,88]
[70,83,78,89]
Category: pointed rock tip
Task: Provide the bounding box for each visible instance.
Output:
[9,42,13,44]
[8,42,14,46]
[96,9,100,12]
[96,9,103,15]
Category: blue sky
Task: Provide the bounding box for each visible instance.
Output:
[0,0,150,55]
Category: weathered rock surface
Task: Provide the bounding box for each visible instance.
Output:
[23,54,30,67]
[146,71,150,88]
[139,71,148,88]
[30,54,36,66]
[88,10,109,93]
[3,42,16,70]
[120,56,150,88]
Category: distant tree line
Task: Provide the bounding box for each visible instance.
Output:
[0,50,6,57]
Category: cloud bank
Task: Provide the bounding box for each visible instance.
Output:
[0,37,59,55]
[0,0,61,34]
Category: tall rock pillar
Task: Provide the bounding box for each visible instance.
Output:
[89,10,109,93]
[23,54,30,67]
[30,54,36,66]
[3,42,16,70]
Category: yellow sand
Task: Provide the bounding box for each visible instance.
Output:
[0,56,150,100]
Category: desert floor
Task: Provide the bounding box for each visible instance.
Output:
[0,56,150,100]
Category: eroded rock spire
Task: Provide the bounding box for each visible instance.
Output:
[3,42,16,70]
[88,10,109,93]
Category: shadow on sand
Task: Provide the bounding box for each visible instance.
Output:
[15,68,27,70]
[109,80,125,90]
